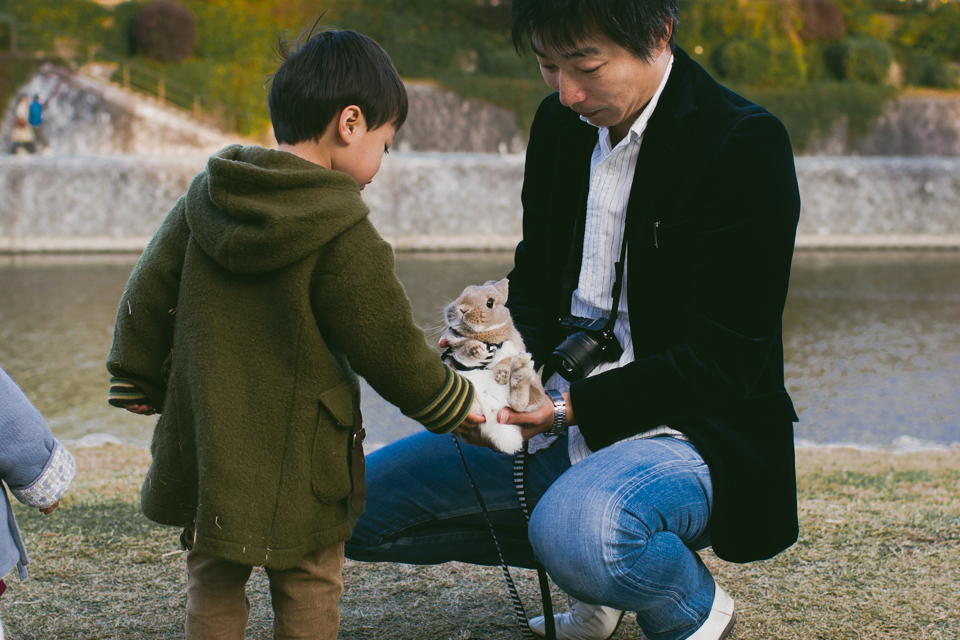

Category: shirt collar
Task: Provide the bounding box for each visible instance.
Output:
[583,54,675,155]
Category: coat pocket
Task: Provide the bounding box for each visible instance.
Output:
[311,381,356,503]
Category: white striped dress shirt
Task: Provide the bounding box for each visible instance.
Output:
[527,55,685,464]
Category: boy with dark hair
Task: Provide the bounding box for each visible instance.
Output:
[107,27,476,640]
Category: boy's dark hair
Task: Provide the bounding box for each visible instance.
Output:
[269,27,408,145]
[511,0,678,63]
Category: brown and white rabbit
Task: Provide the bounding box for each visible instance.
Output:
[441,278,546,453]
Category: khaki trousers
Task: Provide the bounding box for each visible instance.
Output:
[185,542,344,640]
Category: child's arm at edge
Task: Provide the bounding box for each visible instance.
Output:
[0,367,76,515]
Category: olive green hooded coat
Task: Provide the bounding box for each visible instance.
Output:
[107,145,474,569]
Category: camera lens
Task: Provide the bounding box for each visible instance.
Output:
[550,331,604,382]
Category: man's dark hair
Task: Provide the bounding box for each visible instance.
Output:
[268,27,408,145]
[511,0,678,62]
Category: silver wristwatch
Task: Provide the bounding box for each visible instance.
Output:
[545,389,567,437]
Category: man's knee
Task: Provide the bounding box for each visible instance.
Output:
[528,487,649,604]
[532,482,708,606]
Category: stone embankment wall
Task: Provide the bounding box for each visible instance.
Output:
[2,154,958,252]
[794,157,960,248]
[802,94,960,157]
[394,83,525,154]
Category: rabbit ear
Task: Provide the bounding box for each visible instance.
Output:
[494,278,509,301]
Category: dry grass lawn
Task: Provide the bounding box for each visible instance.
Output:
[1,445,958,639]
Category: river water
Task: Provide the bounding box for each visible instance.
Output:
[0,251,957,450]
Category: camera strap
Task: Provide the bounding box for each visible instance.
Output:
[452,436,556,640]
[604,233,629,334]
[560,207,629,335]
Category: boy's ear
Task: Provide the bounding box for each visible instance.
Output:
[337,105,364,144]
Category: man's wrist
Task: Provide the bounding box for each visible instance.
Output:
[545,389,567,436]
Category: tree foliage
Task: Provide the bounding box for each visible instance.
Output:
[131,0,196,63]
[3,0,958,146]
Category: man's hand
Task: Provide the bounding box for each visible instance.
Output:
[497,390,574,442]
[125,404,156,415]
[40,500,60,515]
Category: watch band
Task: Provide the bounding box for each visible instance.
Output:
[545,389,567,436]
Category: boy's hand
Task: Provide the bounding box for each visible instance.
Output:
[40,500,60,515]
[452,410,488,447]
[125,404,156,415]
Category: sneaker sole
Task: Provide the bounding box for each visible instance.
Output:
[718,611,737,640]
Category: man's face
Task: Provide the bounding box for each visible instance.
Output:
[533,31,670,139]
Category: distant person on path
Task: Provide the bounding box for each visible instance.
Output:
[106,26,477,640]
[346,0,802,639]
[1,365,77,640]
[9,96,35,155]
[28,95,50,156]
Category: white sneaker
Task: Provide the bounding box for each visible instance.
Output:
[686,583,736,640]
[529,599,625,640]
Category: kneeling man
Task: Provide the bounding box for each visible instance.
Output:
[346,1,801,639]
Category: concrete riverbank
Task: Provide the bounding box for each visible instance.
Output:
[1,154,959,252]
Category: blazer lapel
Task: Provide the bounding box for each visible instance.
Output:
[627,49,699,244]
[548,117,599,249]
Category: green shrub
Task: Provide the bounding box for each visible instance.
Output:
[804,42,829,82]
[893,5,960,63]
[715,38,805,87]
[904,53,958,89]
[824,37,892,84]
[844,38,892,84]
[187,1,274,63]
[736,81,896,150]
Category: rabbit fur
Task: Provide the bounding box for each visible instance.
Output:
[441,278,546,453]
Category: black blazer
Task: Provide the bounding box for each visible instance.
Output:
[506,48,801,563]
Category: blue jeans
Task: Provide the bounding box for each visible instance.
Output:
[345,432,716,640]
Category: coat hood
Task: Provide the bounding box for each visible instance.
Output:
[184,144,369,274]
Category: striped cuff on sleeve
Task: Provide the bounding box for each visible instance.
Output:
[108,377,150,408]
[405,367,476,435]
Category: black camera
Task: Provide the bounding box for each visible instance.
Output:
[549,316,624,382]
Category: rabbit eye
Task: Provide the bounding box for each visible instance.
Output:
[486,298,494,308]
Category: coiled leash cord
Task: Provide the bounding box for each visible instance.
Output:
[452,436,556,640]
